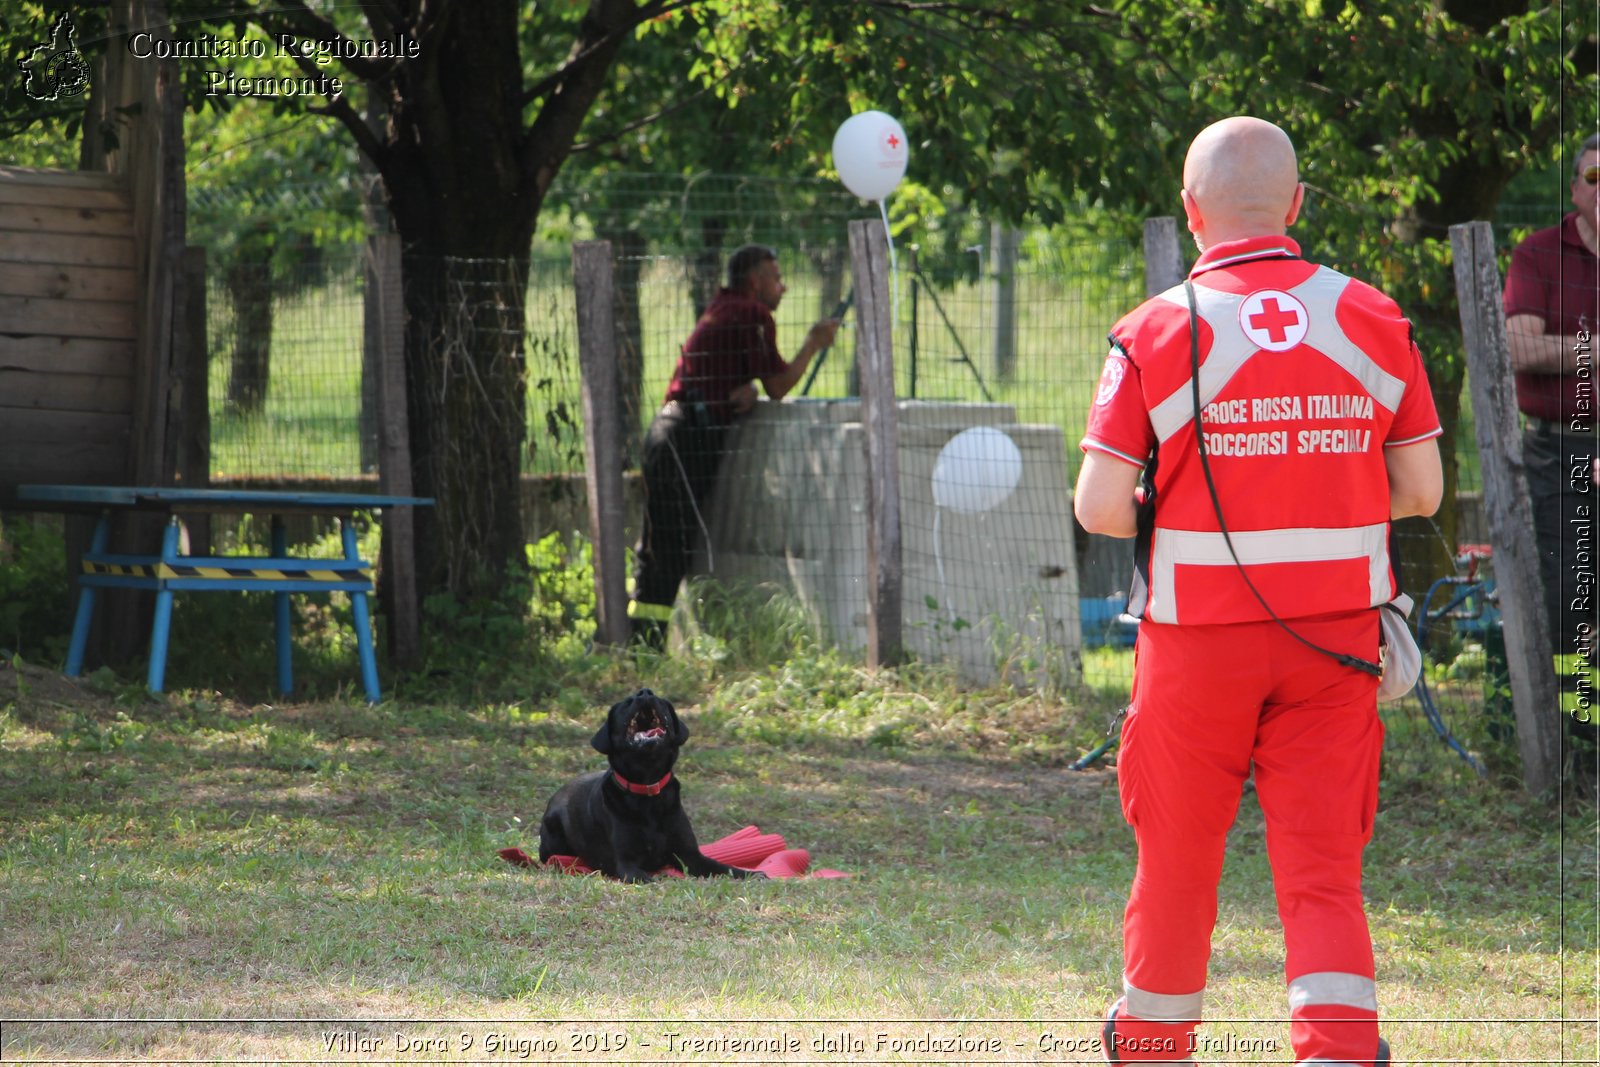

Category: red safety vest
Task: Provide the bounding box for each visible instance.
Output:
[1084,238,1441,625]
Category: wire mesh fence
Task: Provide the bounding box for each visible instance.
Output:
[184,173,1576,777]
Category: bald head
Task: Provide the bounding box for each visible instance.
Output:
[1181,116,1303,248]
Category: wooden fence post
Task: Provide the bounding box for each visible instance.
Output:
[1450,221,1562,797]
[991,222,1020,382]
[1143,216,1186,294]
[175,245,210,555]
[573,240,630,648]
[849,218,903,667]
[369,233,421,667]
[1075,217,1186,604]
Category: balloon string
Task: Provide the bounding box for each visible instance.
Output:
[933,506,953,623]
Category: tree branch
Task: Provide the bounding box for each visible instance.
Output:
[244,0,407,82]
[568,78,720,155]
[268,44,388,169]
[519,0,699,107]
[359,0,402,40]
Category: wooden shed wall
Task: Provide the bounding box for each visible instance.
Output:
[0,166,136,487]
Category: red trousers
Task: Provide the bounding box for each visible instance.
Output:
[1109,612,1384,1065]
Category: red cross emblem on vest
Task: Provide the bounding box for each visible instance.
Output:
[1238,289,1310,352]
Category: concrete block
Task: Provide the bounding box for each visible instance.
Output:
[700,399,1081,687]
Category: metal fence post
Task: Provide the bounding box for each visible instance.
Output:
[573,240,630,648]
[849,218,903,667]
[1449,220,1561,797]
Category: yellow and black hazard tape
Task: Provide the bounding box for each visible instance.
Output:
[83,560,373,583]
[82,560,160,578]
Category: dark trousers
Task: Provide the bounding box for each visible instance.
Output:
[1525,420,1598,655]
[633,403,730,612]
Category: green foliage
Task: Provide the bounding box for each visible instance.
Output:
[412,532,603,701]
[678,576,821,667]
[186,99,368,285]
[0,3,104,161]
[0,518,68,665]
[526,532,597,646]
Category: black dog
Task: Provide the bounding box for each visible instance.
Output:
[538,689,757,883]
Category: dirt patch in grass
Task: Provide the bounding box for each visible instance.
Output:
[0,660,122,731]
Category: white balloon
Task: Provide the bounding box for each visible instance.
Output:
[831,110,909,201]
[932,427,1023,514]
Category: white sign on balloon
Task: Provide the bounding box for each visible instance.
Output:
[832,110,909,201]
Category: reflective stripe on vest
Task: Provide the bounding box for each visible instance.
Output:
[1288,971,1379,1013]
[1123,977,1204,1022]
[1147,267,1407,445]
[1146,523,1391,624]
[628,600,674,623]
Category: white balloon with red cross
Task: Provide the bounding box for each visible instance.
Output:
[832,110,909,201]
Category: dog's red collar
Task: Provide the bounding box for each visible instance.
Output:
[612,771,672,796]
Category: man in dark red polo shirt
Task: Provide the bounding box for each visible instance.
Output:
[1503,133,1600,709]
[629,245,839,647]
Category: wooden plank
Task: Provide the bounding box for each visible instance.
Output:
[0,444,127,487]
[849,217,903,668]
[0,406,131,443]
[0,262,137,302]
[0,294,136,340]
[0,170,129,212]
[0,232,136,268]
[0,165,126,191]
[0,370,133,413]
[573,239,630,648]
[370,233,421,665]
[0,336,133,376]
[0,203,134,238]
[1450,220,1562,797]
[0,407,131,488]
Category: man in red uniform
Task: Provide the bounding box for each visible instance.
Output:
[1502,133,1600,712]
[630,245,839,646]
[1076,117,1443,1065]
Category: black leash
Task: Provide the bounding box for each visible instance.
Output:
[799,289,855,396]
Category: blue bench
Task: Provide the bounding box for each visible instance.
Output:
[17,486,431,703]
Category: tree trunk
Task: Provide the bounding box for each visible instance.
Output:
[332,0,651,603]
[224,257,272,414]
[371,1,543,603]
[399,251,530,603]
[358,86,390,474]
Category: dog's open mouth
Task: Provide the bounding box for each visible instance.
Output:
[626,704,669,745]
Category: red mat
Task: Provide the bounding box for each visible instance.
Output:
[498,825,847,879]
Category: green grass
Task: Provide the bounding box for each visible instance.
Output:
[0,615,1593,1065]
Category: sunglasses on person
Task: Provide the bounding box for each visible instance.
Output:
[1584,165,1600,185]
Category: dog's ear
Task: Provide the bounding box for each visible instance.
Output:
[593,699,627,754]
[665,699,690,745]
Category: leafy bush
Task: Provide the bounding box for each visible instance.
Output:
[0,518,69,664]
